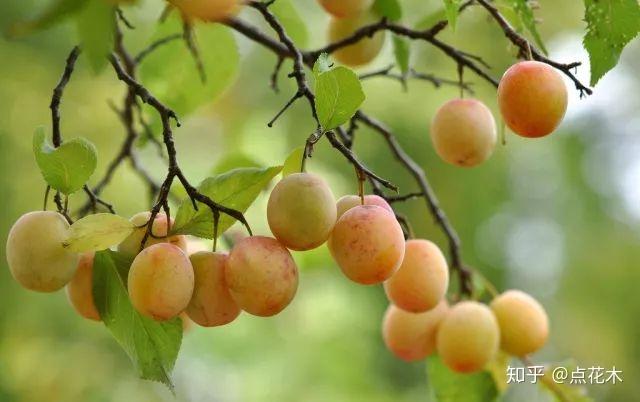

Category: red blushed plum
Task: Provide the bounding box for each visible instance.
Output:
[66,251,100,321]
[498,61,568,138]
[430,99,497,167]
[186,251,241,327]
[382,301,448,362]
[436,301,500,373]
[128,243,194,321]
[335,194,392,219]
[225,236,299,317]
[267,173,337,251]
[329,205,405,285]
[384,239,449,313]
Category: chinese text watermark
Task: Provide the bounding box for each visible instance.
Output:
[506,365,623,385]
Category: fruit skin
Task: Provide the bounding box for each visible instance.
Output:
[267,173,337,251]
[335,194,392,219]
[186,251,241,327]
[128,243,194,321]
[384,239,449,313]
[225,236,298,317]
[117,212,187,258]
[498,61,568,138]
[169,0,241,22]
[490,290,549,356]
[430,99,497,167]
[436,301,500,373]
[318,0,374,19]
[6,211,79,292]
[328,13,385,67]
[66,252,100,321]
[382,301,449,362]
[329,205,405,285]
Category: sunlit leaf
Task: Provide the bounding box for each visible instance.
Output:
[33,127,97,195]
[173,166,283,238]
[374,0,402,21]
[443,0,462,30]
[282,147,304,177]
[271,0,308,47]
[76,0,114,73]
[314,64,365,131]
[63,214,134,252]
[392,35,410,76]
[427,355,499,402]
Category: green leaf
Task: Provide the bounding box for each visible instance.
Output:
[271,0,308,47]
[313,53,333,75]
[583,0,640,86]
[282,147,305,177]
[7,0,89,38]
[93,250,182,390]
[315,66,365,131]
[427,355,499,402]
[63,214,134,252]
[173,166,283,238]
[76,0,114,73]
[374,0,402,21]
[443,0,462,30]
[415,9,447,30]
[33,127,97,195]
[392,35,410,76]
[505,0,547,54]
[139,14,239,125]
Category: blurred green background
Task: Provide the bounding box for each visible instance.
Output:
[0,1,638,401]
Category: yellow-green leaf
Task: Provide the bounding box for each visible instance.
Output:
[282,147,304,177]
[63,213,134,252]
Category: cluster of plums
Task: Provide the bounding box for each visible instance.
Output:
[431,60,569,167]
[6,171,550,372]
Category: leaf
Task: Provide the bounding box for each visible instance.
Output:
[139,14,239,126]
[583,0,640,86]
[93,250,182,390]
[504,0,547,54]
[392,35,410,76]
[271,0,308,47]
[173,166,283,238]
[63,214,134,252]
[76,0,114,73]
[7,0,89,38]
[427,355,499,402]
[313,53,333,75]
[33,127,97,195]
[315,66,365,131]
[415,9,447,30]
[374,0,402,21]
[443,0,462,30]
[282,147,304,177]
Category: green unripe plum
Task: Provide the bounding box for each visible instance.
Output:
[490,290,549,356]
[335,194,392,219]
[117,211,187,258]
[128,243,194,321]
[6,211,79,292]
[384,239,449,313]
[382,301,448,362]
[169,0,241,22]
[436,301,500,373]
[329,205,405,285]
[328,13,385,67]
[318,0,374,18]
[225,236,299,317]
[498,61,568,138]
[267,173,337,251]
[430,99,497,167]
[66,252,100,321]
[186,251,241,327]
